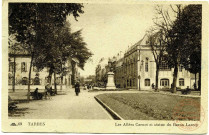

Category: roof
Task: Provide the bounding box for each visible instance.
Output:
[125,34,148,53]
[8,34,30,56]
[115,58,123,67]
[9,43,30,56]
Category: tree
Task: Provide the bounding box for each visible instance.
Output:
[153,5,184,93]
[9,3,84,101]
[177,5,202,91]
[33,21,92,91]
[8,34,18,92]
[147,29,166,91]
[154,5,202,93]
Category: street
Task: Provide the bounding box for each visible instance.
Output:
[10,88,112,119]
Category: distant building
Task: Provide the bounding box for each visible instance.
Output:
[95,58,108,86]
[84,75,96,85]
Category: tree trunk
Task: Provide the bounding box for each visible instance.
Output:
[48,68,53,85]
[27,53,34,102]
[195,73,197,85]
[54,72,57,94]
[194,73,197,90]
[172,64,178,93]
[155,64,159,92]
[12,56,16,92]
[71,61,75,87]
[60,76,63,90]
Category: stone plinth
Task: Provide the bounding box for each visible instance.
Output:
[106,72,116,89]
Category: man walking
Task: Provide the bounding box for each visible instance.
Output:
[75,81,80,96]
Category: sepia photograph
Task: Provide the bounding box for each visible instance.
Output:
[2,0,208,133]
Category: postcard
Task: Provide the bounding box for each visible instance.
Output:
[2,0,208,133]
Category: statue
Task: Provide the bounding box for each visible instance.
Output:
[106,60,116,89]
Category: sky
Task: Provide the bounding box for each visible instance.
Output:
[68,4,156,77]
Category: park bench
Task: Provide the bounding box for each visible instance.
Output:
[48,89,56,96]
[8,96,18,110]
[30,92,44,100]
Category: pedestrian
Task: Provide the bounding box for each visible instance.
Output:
[33,88,39,100]
[75,81,80,96]
[193,83,197,90]
[151,83,155,89]
[45,83,52,99]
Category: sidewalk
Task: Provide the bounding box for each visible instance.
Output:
[9,89,112,119]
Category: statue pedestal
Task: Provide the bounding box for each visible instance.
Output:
[106,72,116,89]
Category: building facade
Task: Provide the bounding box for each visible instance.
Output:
[114,58,124,88]
[113,34,198,90]
[8,54,80,90]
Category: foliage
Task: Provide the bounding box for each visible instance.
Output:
[152,4,202,92]
[9,3,84,56]
[9,3,85,98]
[147,29,166,90]
[33,22,92,77]
[165,5,201,71]
[178,5,202,74]
[9,3,92,72]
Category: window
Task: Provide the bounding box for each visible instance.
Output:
[159,57,170,70]
[21,62,27,72]
[145,79,150,86]
[22,77,28,85]
[9,62,15,72]
[145,58,149,72]
[34,77,40,85]
[179,65,183,72]
[179,78,184,86]
[160,79,169,86]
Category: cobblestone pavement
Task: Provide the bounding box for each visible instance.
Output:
[9,88,113,119]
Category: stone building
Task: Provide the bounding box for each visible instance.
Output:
[8,53,80,90]
[113,34,198,90]
[114,57,124,88]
